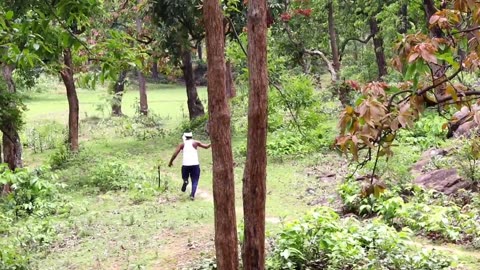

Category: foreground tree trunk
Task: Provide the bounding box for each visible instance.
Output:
[327,0,340,75]
[182,49,205,120]
[1,64,23,170]
[369,17,388,79]
[59,48,79,153]
[112,70,127,116]
[243,0,268,269]
[203,1,239,269]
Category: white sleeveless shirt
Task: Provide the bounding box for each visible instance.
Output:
[182,140,199,166]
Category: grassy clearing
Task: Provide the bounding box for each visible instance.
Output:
[17,82,323,269]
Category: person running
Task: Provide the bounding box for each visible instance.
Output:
[168,132,211,200]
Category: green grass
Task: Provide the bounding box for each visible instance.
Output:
[23,82,207,130]
[14,81,321,269]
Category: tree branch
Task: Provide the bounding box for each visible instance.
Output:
[339,34,374,58]
[415,67,462,96]
[304,49,338,81]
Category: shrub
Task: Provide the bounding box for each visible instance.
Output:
[86,160,135,192]
[0,165,66,218]
[267,207,454,270]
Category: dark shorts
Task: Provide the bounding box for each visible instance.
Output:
[181,165,200,182]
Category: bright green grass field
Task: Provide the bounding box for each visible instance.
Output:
[24,83,208,129]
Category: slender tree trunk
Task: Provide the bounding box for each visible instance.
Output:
[182,49,205,120]
[225,61,236,99]
[197,40,203,61]
[59,48,79,153]
[112,70,127,116]
[151,59,159,80]
[327,0,340,75]
[399,4,409,34]
[136,2,148,116]
[369,17,388,79]
[203,1,239,269]
[243,0,268,269]
[423,0,443,37]
[1,64,22,171]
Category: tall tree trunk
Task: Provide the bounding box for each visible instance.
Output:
[225,61,236,99]
[182,49,205,120]
[1,64,23,171]
[112,70,127,116]
[399,4,409,34]
[136,2,148,116]
[203,1,239,269]
[369,17,388,79]
[151,59,159,80]
[327,0,340,75]
[59,48,79,153]
[243,0,268,269]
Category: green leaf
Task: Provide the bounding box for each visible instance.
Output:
[5,11,14,20]
[404,61,416,80]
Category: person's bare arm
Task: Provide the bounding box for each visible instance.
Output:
[194,141,211,149]
[168,143,184,167]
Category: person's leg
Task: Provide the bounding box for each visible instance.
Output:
[190,165,201,199]
[181,166,189,192]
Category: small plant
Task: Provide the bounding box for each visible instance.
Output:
[457,137,480,183]
[48,143,73,169]
[24,121,67,153]
[0,244,29,270]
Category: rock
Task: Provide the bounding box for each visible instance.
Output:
[414,168,471,195]
[411,148,448,175]
[454,121,479,138]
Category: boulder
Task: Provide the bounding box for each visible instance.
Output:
[414,168,471,195]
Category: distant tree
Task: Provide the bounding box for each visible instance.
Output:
[152,0,205,120]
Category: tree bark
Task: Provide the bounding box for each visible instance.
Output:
[59,48,80,153]
[243,0,268,269]
[182,49,205,120]
[399,4,409,34]
[136,2,148,116]
[225,61,236,99]
[151,59,159,80]
[203,1,239,269]
[197,40,203,61]
[112,70,127,116]
[423,0,443,38]
[327,0,340,75]
[369,17,388,79]
[1,64,23,170]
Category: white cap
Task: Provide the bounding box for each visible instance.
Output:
[183,132,193,137]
